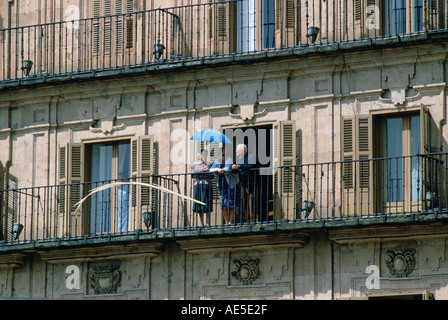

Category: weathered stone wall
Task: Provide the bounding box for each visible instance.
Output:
[1,16,448,299]
[2,225,448,299]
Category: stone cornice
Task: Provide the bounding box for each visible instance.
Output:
[329,223,448,244]
[38,242,164,264]
[0,253,26,269]
[177,232,310,253]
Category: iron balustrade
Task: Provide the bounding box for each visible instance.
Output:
[1,0,448,82]
[1,153,447,244]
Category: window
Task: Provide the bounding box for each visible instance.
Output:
[237,0,256,52]
[58,136,154,237]
[209,0,296,54]
[262,0,276,49]
[341,106,430,215]
[377,114,421,203]
[355,0,443,37]
[374,108,431,213]
[220,121,299,221]
[385,0,407,35]
[87,141,130,233]
[92,0,134,54]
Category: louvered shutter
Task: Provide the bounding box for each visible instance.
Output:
[104,0,113,52]
[342,117,355,189]
[209,0,236,54]
[115,0,124,51]
[341,115,372,216]
[275,0,298,47]
[130,136,154,230]
[426,0,445,30]
[273,121,296,220]
[125,0,134,49]
[58,143,84,237]
[92,0,134,58]
[357,115,372,214]
[353,0,381,40]
[115,0,134,50]
[92,0,102,54]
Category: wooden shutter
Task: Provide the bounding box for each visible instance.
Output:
[275,0,298,47]
[125,0,134,49]
[353,0,381,40]
[273,121,296,220]
[341,115,372,216]
[92,0,102,54]
[115,0,134,50]
[92,0,133,57]
[58,143,84,237]
[426,0,445,30]
[209,0,236,54]
[130,136,154,230]
[420,105,432,208]
[342,117,355,189]
[115,0,124,51]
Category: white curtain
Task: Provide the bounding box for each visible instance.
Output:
[237,0,256,52]
[90,144,113,233]
[117,143,130,232]
[410,115,422,201]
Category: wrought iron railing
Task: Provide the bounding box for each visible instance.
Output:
[1,0,448,82]
[1,153,447,245]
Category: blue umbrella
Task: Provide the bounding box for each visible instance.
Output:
[190,129,232,144]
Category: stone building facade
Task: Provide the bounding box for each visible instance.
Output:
[1,0,448,300]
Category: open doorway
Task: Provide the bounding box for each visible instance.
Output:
[224,124,274,222]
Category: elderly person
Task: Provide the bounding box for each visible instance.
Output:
[232,144,257,222]
[210,148,240,225]
[191,148,213,226]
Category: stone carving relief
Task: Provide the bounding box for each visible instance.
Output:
[385,248,416,278]
[231,258,260,285]
[89,118,127,135]
[229,103,267,121]
[380,65,416,106]
[89,264,122,294]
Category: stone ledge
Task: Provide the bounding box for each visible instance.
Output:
[0,253,26,269]
[329,223,448,244]
[0,213,447,253]
[3,31,448,91]
[177,232,310,253]
[38,242,164,264]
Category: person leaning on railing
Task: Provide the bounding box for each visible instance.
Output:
[191,148,213,226]
[232,144,257,223]
[210,148,240,225]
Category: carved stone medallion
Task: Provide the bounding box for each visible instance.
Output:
[89,265,122,294]
[231,258,260,285]
[385,248,416,278]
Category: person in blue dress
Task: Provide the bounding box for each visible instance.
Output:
[210,148,240,225]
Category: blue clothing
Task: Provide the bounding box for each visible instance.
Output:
[210,157,240,209]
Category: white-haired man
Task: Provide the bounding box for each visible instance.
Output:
[232,144,257,223]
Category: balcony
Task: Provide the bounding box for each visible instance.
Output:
[1,153,447,248]
[1,0,448,86]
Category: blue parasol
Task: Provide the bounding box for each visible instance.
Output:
[190,129,232,144]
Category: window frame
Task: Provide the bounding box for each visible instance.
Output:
[341,106,430,215]
[58,135,154,237]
